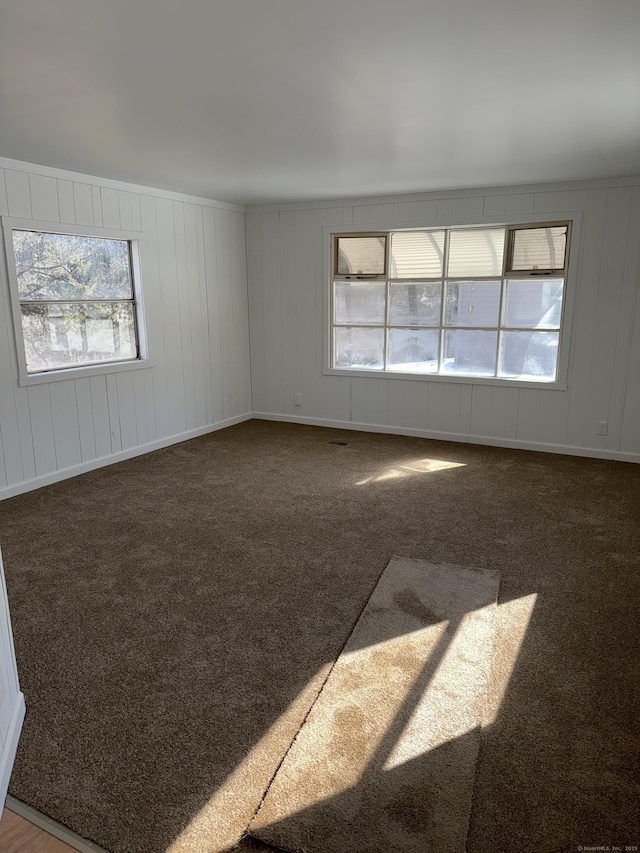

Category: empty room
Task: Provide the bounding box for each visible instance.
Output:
[0,1,638,852]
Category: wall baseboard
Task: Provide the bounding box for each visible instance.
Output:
[0,413,253,501]
[251,412,640,463]
[1,409,636,502]
[0,692,25,808]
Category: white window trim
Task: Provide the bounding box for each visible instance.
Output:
[1,217,154,387]
[322,212,583,391]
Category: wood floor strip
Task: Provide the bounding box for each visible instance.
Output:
[4,797,109,853]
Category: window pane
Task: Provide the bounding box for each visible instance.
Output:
[445,281,501,327]
[334,281,386,325]
[504,280,563,328]
[387,328,439,373]
[448,228,505,277]
[12,230,132,301]
[334,327,384,370]
[336,236,385,276]
[389,282,441,326]
[390,231,444,278]
[500,331,559,380]
[510,226,567,271]
[21,302,137,373]
[442,330,497,376]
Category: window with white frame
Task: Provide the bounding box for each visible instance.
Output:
[3,224,142,377]
[331,223,570,382]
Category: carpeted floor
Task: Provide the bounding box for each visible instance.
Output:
[0,419,638,853]
[249,559,500,853]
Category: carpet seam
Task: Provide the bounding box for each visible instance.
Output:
[245,554,395,846]
[460,575,504,853]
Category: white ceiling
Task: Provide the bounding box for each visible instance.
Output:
[1,0,639,205]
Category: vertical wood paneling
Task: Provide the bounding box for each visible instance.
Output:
[57,180,75,223]
[195,207,214,425]
[139,194,171,439]
[91,186,103,226]
[0,161,251,495]
[214,208,236,419]
[404,381,428,430]
[584,187,632,450]
[618,188,640,454]
[294,209,316,416]
[0,170,8,216]
[132,370,150,446]
[101,188,120,229]
[89,375,111,458]
[29,174,59,222]
[441,385,462,434]
[279,211,297,415]
[13,390,36,482]
[483,195,505,218]
[489,386,508,438]
[5,171,31,218]
[156,198,187,434]
[73,183,94,226]
[27,385,57,476]
[173,202,197,431]
[75,378,97,462]
[131,194,142,231]
[118,192,133,231]
[245,179,639,460]
[349,379,367,423]
[0,243,24,486]
[470,385,492,436]
[533,192,558,214]
[425,383,444,433]
[516,390,542,442]
[230,211,251,414]
[115,372,137,450]
[246,212,266,412]
[49,381,81,469]
[202,207,225,424]
[565,189,608,447]
[105,373,122,453]
[387,379,406,428]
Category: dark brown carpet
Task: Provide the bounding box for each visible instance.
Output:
[250,559,500,853]
[0,420,638,853]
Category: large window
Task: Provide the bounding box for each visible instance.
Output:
[331,223,570,383]
[3,223,143,379]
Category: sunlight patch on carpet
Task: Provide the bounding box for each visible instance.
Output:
[355,458,465,485]
[249,558,500,853]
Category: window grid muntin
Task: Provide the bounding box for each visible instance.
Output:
[332,225,567,381]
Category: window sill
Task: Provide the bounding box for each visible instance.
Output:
[322,367,567,391]
[18,359,155,387]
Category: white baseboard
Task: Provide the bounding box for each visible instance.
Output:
[2,410,636,502]
[0,692,25,809]
[0,413,253,501]
[251,412,640,463]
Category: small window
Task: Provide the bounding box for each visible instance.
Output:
[390,231,444,278]
[335,235,386,277]
[507,225,568,273]
[6,227,141,375]
[447,228,505,278]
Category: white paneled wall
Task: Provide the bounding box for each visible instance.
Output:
[0,162,251,497]
[246,179,640,460]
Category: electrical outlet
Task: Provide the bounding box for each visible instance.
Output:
[294,392,302,406]
[597,420,608,436]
